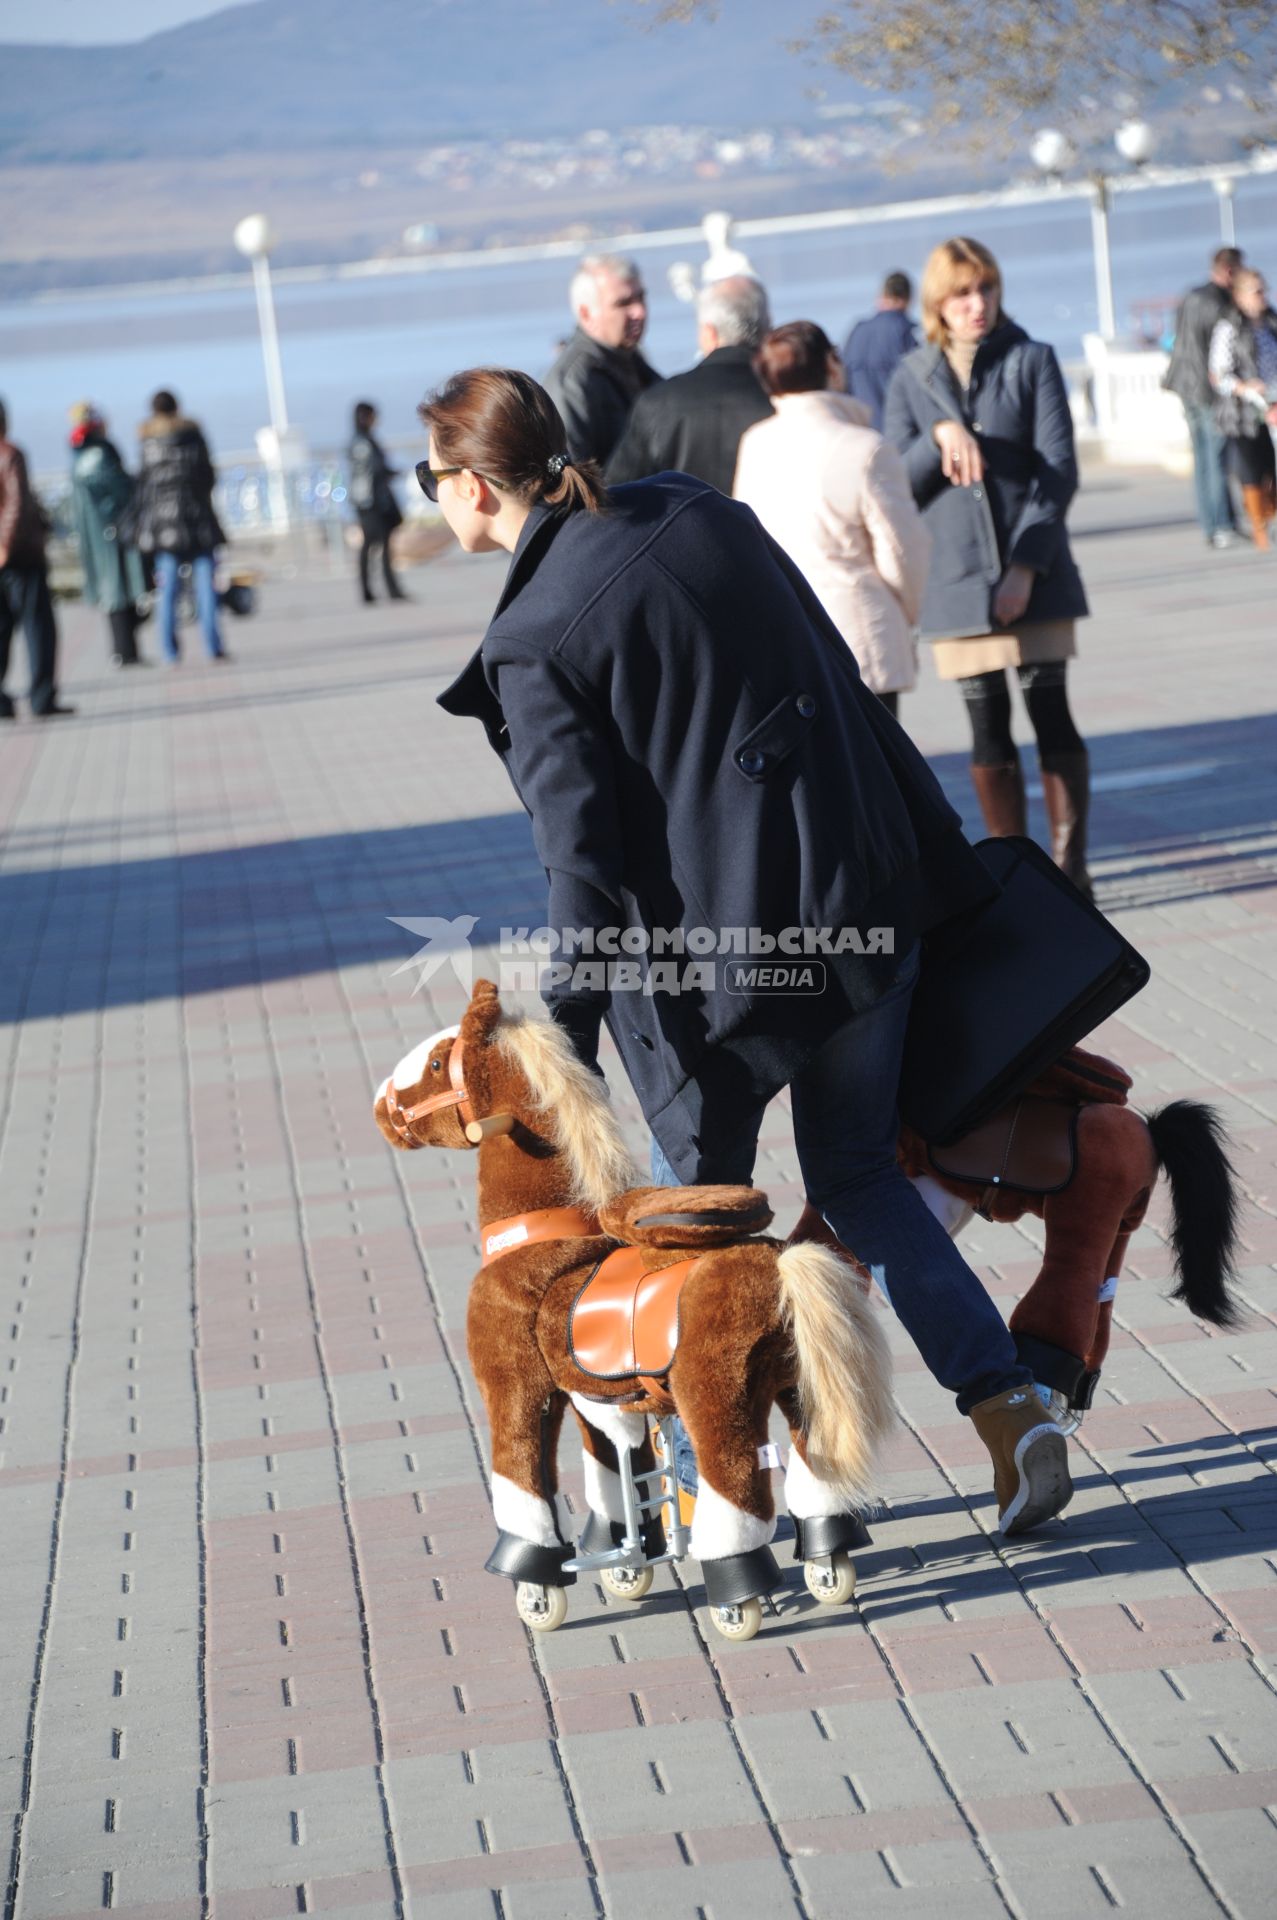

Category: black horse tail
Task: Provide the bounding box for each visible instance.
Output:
[1147,1100,1243,1328]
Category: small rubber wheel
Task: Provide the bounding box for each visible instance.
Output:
[803,1550,857,1605]
[515,1582,568,1632]
[710,1596,763,1642]
[600,1565,654,1600]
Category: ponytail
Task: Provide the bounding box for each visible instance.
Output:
[419,368,608,514]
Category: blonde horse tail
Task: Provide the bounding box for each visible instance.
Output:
[777,1242,895,1510]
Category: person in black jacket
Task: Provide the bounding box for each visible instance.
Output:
[348,401,407,603]
[607,275,772,494]
[129,390,227,663]
[415,364,1075,1537]
[543,254,662,466]
[1163,246,1243,548]
[842,270,919,431]
[885,238,1092,893]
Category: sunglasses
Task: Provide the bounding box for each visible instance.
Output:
[414,460,504,503]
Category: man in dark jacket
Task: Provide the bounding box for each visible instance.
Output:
[843,272,919,431]
[1163,246,1243,547]
[130,389,227,663]
[436,460,1071,1531]
[606,275,772,493]
[543,255,662,466]
[0,399,72,719]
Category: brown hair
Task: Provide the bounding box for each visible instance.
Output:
[754,321,835,396]
[417,367,606,513]
[920,238,1004,346]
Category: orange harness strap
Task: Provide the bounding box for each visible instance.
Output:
[479,1206,602,1267]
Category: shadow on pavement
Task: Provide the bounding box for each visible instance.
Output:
[2,712,1275,1023]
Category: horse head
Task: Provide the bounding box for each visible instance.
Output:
[374,979,522,1152]
[373,980,640,1212]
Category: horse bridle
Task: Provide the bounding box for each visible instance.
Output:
[382,1021,601,1259]
[384,1025,489,1145]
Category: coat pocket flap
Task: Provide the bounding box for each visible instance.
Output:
[732,690,818,781]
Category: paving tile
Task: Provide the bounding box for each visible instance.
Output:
[7,489,1277,1913]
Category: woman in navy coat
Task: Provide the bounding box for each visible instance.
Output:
[419,365,1074,1535]
[884,238,1092,893]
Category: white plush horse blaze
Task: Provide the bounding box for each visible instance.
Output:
[490,1472,572,1548]
[689,1478,777,1562]
[391,1025,461,1091]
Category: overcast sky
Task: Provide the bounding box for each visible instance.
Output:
[0,0,231,41]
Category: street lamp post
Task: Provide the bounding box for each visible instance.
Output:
[1031,120,1156,343]
[234,214,289,435]
[1213,175,1237,246]
[233,213,307,532]
[1088,179,1117,342]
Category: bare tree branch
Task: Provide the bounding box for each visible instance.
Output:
[624,0,1277,147]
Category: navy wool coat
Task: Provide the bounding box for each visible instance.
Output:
[883,322,1089,639]
[439,474,993,1180]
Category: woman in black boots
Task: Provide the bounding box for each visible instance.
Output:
[884,238,1092,893]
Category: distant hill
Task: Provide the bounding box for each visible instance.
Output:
[0,0,840,163]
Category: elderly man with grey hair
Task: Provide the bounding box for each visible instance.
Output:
[543,253,662,466]
[607,274,773,495]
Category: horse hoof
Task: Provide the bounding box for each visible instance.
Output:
[600,1565,654,1601]
[515,1582,569,1631]
[710,1596,763,1641]
[803,1550,857,1605]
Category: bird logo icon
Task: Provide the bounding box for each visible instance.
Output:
[387,914,479,994]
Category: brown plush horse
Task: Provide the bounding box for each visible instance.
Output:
[792,1044,1242,1420]
[373,980,894,1636]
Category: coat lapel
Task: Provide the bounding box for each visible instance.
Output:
[436,501,563,743]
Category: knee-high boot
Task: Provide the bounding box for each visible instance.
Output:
[969,756,1027,838]
[108,607,140,665]
[1039,751,1093,897]
[1241,484,1271,550]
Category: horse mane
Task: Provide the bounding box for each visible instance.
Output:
[492,1009,642,1210]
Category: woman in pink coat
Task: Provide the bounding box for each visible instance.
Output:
[734,320,930,717]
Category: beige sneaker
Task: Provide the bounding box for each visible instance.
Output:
[970,1387,1072,1536]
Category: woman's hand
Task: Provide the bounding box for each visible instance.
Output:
[933,420,984,487]
[993,564,1035,628]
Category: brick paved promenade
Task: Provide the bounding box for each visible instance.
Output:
[2,470,1276,1919]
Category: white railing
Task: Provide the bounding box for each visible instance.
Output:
[1080,336,1192,470]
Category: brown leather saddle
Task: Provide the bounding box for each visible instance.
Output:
[569,1244,700,1402]
[926,1094,1078,1217]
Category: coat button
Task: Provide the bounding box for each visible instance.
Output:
[738,747,766,775]
[972,486,983,500]
[796,693,817,717]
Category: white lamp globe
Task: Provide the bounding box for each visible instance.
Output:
[1114,120,1156,166]
[1030,128,1074,175]
[234,214,277,259]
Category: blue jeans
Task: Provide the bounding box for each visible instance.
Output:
[652,944,1030,1490]
[1184,402,1235,540]
[154,551,223,660]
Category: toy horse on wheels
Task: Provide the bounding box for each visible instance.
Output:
[374,980,894,1641]
[793,1045,1242,1424]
